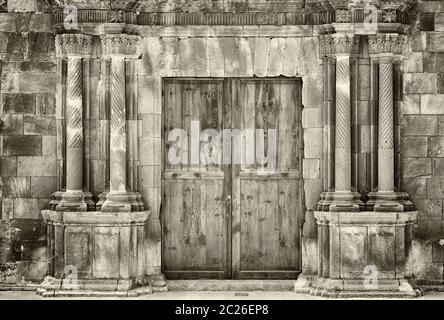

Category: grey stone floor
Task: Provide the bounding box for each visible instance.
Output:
[1,290,444,300]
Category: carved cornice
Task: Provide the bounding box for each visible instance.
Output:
[101,34,142,58]
[320,34,361,56]
[55,34,93,58]
[368,33,407,55]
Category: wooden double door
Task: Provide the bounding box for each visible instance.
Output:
[162,78,303,279]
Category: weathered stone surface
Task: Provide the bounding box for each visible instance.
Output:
[2,93,35,114]
[428,32,444,52]
[403,137,428,157]
[2,177,30,198]
[2,136,41,156]
[36,93,55,115]
[1,114,23,135]
[18,72,57,93]
[404,73,437,94]
[403,52,423,73]
[429,136,444,157]
[402,94,421,114]
[404,158,432,178]
[402,177,427,199]
[427,178,444,198]
[30,177,57,198]
[17,156,56,176]
[421,94,444,114]
[415,199,443,220]
[0,157,17,177]
[13,198,47,219]
[403,115,438,136]
[27,32,54,60]
[24,115,56,135]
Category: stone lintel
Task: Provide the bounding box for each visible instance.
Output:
[55,34,93,58]
[101,34,142,59]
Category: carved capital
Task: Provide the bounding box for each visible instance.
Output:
[101,34,142,58]
[320,34,360,57]
[368,33,407,55]
[55,34,93,58]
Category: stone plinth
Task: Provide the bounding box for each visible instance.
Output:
[37,210,152,296]
[295,211,421,297]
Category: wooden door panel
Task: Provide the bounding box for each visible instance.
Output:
[233,78,303,279]
[162,79,229,279]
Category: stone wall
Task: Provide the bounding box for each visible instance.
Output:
[0,3,56,282]
[402,1,444,285]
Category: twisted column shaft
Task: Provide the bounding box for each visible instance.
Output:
[66,57,84,192]
[109,57,127,192]
[378,57,394,192]
[335,55,352,192]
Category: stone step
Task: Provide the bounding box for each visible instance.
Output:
[167,280,295,292]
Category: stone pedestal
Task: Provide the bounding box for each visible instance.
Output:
[38,210,153,297]
[295,211,420,297]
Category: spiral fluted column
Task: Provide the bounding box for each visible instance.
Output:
[367,33,412,212]
[55,34,93,212]
[101,34,144,213]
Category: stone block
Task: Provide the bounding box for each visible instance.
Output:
[30,176,57,198]
[429,136,444,157]
[403,115,437,136]
[432,241,444,262]
[427,178,444,198]
[29,13,53,32]
[2,176,30,197]
[404,73,437,94]
[13,198,46,219]
[428,32,444,52]
[433,158,444,177]
[302,108,322,128]
[415,199,443,220]
[7,0,38,12]
[65,229,92,277]
[403,52,423,73]
[93,228,120,278]
[303,159,320,179]
[303,179,323,211]
[421,94,444,114]
[0,72,19,93]
[403,158,432,178]
[18,72,57,93]
[27,32,55,60]
[411,32,427,52]
[24,115,56,135]
[438,73,444,94]
[0,156,17,176]
[3,32,27,60]
[0,13,17,32]
[303,128,323,158]
[403,137,428,157]
[36,93,55,115]
[41,135,56,156]
[2,93,36,114]
[3,135,42,156]
[17,156,56,176]
[1,114,23,135]
[412,240,443,280]
[2,198,14,221]
[402,178,427,199]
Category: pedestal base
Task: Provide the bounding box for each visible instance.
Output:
[366,191,414,212]
[101,190,145,212]
[294,274,421,298]
[41,210,152,296]
[56,190,93,212]
[317,191,364,212]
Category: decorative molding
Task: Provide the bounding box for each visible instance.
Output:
[320,34,360,56]
[368,33,407,55]
[336,9,351,23]
[55,34,93,58]
[101,34,142,58]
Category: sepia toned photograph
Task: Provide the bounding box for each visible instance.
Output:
[0,0,444,314]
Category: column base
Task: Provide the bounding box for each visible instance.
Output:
[101,190,145,213]
[317,191,364,212]
[366,191,414,212]
[56,190,90,212]
[294,274,421,298]
[95,189,108,211]
[49,190,64,211]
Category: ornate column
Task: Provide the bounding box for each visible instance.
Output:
[101,34,144,212]
[55,34,93,212]
[317,34,363,212]
[367,33,412,211]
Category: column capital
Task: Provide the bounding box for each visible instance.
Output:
[320,34,360,57]
[55,34,93,58]
[101,34,142,59]
[368,33,407,56]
